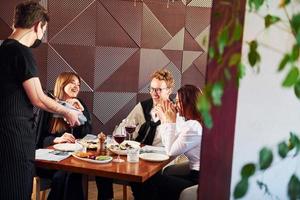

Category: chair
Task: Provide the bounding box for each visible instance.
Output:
[179,185,198,200]
[32,176,52,200]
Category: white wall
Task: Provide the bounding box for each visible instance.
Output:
[231,1,300,199]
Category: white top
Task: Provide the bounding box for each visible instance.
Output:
[122,102,163,147]
[158,116,202,171]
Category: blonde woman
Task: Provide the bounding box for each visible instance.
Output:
[36,72,91,200]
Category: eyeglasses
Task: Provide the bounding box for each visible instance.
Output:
[149,87,169,93]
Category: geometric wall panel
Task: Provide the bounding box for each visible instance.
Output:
[50,2,96,46]
[184,28,204,51]
[142,3,172,48]
[139,48,170,90]
[47,46,93,92]
[0,0,21,28]
[0,18,11,39]
[188,0,213,7]
[48,0,95,39]
[194,52,208,77]
[182,51,203,72]
[182,64,205,89]
[144,0,185,36]
[162,28,184,51]
[93,92,136,124]
[51,44,95,89]
[97,50,140,92]
[94,47,138,90]
[96,1,138,48]
[162,50,183,71]
[186,7,211,39]
[165,62,182,93]
[99,0,143,47]
[47,46,75,90]
[195,25,210,52]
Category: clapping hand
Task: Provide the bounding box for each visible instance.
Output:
[154,100,177,123]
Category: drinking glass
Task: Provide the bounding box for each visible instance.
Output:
[113,127,126,162]
[124,119,136,141]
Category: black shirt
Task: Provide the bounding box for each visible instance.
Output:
[0,39,38,118]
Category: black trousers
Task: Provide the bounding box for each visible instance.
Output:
[131,170,199,200]
[36,168,84,200]
[95,177,114,200]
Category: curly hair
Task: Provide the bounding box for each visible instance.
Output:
[150,69,174,89]
[13,0,49,28]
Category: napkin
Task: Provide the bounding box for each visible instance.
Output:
[35,149,71,162]
[140,145,166,155]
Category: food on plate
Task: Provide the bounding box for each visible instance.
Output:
[96,155,111,161]
[74,151,93,158]
[76,139,98,150]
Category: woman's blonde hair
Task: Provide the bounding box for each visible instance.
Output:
[50,72,81,134]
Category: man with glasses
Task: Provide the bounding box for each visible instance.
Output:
[122,69,174,146]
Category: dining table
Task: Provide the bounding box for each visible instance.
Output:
[35,146,174,199]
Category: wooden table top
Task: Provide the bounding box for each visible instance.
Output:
[35,150,173,183]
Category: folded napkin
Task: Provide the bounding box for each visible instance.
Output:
[140,145,166,155]
[35,149,71,162]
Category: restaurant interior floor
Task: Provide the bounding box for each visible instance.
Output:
[32,181,134,200]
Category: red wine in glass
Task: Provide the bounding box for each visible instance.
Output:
[125,126,136,134]
[125,125,136,140]
[114,135,126,144]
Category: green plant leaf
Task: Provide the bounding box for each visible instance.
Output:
[278,141,289,158]
[248,0,264,11]
[229,53,241,67]
[248,41,260,67]
[259,147,273,170]
[224,68,232,81]
[278,54,290,72]
[218,27,229,54]
[233,178,249,199]
[197,94,211,112]
[289,132,300,155]
[264,14,281,28]
[288,175,300,200]
[211,82,224,106]
[248,51,260,67]
[233,21,243,42]
[209,47,215,60]
[291,14,300,36]
[241,163,256,178]
[294,80,300,99]
[291,45,300,61]
[202,110,213,129]
[282,67,299,87]
[237,62,246,83]
[296,30,300,47]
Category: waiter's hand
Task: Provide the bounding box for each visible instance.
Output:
[64,109,81,127]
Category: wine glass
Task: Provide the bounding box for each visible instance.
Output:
[124,119,136,141]
[113,127,126,162]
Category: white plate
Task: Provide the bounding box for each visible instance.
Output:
[107,140,140,155]
[53,143,83,152]
[72,154,112,164]
[139,153,169,162]
[76,139,98,149]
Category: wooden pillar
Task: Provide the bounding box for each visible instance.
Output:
[198,0,247,199]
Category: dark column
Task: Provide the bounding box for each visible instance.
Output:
[198,0,247,199]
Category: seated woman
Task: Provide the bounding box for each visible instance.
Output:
[131,84,202,200]
[36,72,113,200]
[36,72,91,200]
